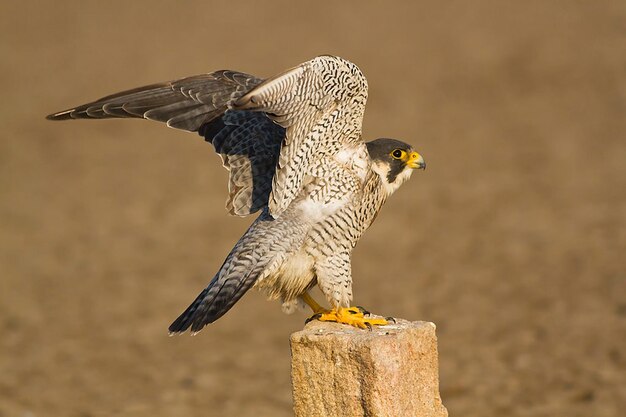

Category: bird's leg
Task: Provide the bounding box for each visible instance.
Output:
[302,292,329,316]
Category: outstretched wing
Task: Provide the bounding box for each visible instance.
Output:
[46,71,262,131]
[232,55,369,217]
[46,71,285,216]
[46,55,369,218]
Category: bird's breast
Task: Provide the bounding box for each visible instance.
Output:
[297,198,347,223]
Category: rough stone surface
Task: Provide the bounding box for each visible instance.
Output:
[290,319,448,417]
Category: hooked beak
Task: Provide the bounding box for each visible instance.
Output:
[407,151,426,170]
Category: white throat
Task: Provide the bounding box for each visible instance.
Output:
[370,161,413,197]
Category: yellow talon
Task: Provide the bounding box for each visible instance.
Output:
[317,307,389,329]
[301,292,389,329]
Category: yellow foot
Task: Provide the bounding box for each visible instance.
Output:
[310,306,390,330]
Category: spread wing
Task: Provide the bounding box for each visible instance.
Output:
[46,71,285,216]
[46,55,369,218]
[232,55,369,217]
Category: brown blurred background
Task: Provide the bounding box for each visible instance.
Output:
[1,1,625,416]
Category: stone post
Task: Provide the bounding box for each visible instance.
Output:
[290,319,448,417]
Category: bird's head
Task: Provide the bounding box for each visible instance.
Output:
[366,138,425,196]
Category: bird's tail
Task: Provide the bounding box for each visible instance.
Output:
[168,286,212,335]
[168,213,303,335]
[168,253,266,335]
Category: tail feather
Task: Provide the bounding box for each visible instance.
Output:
[168,219,278,334]
[168,269,258,334]
[168,212,304,335]
[168,287,210,334]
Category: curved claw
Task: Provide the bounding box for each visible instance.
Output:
[355,305,371,316]
[305,313,322,324]
[385,316,396,324]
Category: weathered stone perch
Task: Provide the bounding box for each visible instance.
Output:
[290,319,448,417]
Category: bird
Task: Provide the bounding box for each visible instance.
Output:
[46,55,426,334]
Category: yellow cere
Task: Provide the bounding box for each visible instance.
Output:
[407,151,425,169]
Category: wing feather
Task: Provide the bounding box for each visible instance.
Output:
[201,111,284,216]
[47,71,284,216]
[46,71,263,132]
[231,55,368,217]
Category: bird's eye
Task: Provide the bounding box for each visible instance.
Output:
[391,149,404,159]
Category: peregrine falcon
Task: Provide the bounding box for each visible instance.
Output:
[47,56,426,333]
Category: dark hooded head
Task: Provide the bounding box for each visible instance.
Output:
[365,138,425,194]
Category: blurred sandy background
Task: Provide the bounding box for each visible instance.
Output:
[1,1,625,416]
